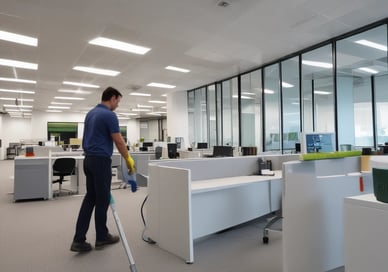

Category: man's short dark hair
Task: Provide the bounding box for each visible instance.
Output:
[101,87,122,101]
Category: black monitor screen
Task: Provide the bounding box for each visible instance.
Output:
[213,146,233,157]
[167,143,178,159]
[197,142,208,149]
[142,142,153,147]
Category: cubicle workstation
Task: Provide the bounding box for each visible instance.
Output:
[145,154,298,263]
[343,156,388,272]
[282,156,373,272]
[13,150,86,201]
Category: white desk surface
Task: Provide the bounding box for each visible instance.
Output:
[345,193,388,211]
[191,170,281,194]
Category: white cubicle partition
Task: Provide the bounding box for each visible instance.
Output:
[146,154,298,263]
[282,157,372,272]
[344,194,388,272]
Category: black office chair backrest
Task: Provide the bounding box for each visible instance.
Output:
[155,146,163,159]
[53,158,76,176]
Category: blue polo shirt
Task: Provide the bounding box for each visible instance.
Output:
[82,104,120,157]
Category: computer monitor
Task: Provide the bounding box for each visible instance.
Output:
[212,146,233,157]
[142,142,153,147]
[301,132,336,153]
[167,143,178,159]
[197,142,208,149]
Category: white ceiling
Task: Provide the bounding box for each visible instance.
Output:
[1,0,388,118]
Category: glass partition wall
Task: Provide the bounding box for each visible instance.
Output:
[188,19,388,154]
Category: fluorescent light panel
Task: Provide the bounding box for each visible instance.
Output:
[302,60,333,69]
[165,66,190,73]
[73,66,120,76]
[0,58,38,70]
[148,100,166,104]
[3,104,33,108]
[51,102,72,105]
[137,104,153,108]
[282,82,294,88]
[132,108,151,112]
[0,88,35,94]
[89,37,151,55]
[58,89,92,95]
[314,90,331,95]
[147,82,176,89]
[0,97,33,102]
[0,77,36,84]
[54,96,85,100]
[48,105,70,109]
[129,92,151,97]
[63,81,100,88]
[0,30,38,46]
[358,67,379,74]
[355,39,387,51]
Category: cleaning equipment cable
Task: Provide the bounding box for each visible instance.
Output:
[140,195,156,244]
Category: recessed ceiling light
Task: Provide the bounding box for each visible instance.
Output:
[3,104,33,108]
[146,112,162,116]
[302,60,333,69]
[314,90,331,95]
[0,58,38,70]
[58,89,92,95]
[0,88,35,94]
[48,105,71,109]
[264,89,274,94]
[73,66,120,76]
[282,82,294,88]
[0,77,36,84]
[355,39,387,51]
[0,30,38,46]
[165,66,190,73]
[358,67,379,74]
[0,97,34,102]
[89,37,151,55]
[137,104,153,108]
[132,108,151,112]
[7,109,32,113]
[147,82,176,89]
[117,112,138,116]
[129,92,151,97]
[51,102,72,105]
[54,96,85,100]
[62,81,100,88]
[148,100,166,104]
[46,109,63,113]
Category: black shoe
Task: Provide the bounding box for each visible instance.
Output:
[95,233,120,250]
[70,241,92,252]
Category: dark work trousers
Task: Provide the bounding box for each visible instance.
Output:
[73,156,112,242]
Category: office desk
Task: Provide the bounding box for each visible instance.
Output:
[13,155,85,201]
[344,194,388,272]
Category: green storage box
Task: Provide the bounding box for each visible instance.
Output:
[372,168,388,203]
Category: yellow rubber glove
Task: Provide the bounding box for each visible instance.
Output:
[126,155,135,174]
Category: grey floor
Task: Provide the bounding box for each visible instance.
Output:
[0,160,344,272]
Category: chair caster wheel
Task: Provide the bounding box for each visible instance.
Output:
[263,236,269,244]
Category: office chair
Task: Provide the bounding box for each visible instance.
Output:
[155,146,163,160]
[52,158,76,197]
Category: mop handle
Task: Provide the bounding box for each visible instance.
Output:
[110,194,138,272]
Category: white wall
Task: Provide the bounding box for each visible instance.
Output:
[167,90,189,149]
